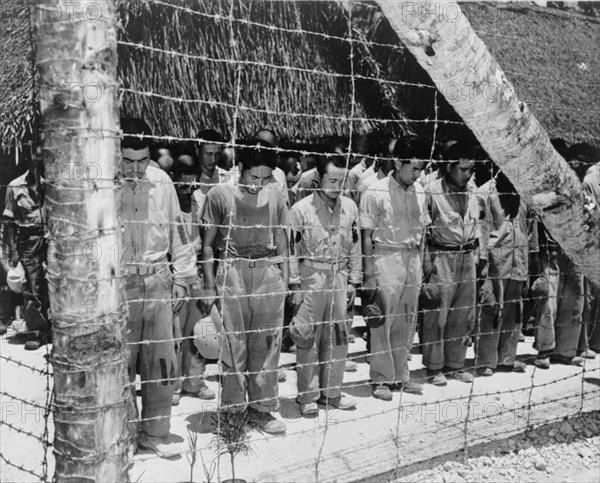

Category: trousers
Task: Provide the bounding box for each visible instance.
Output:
[422,250,476,371]
[126,268,177,437]
[296,264,349,403]
[370,247,421,384]
[217,260,285,412]
[173,277,207,395]
[17,234,49,333]
[476,278,524,369]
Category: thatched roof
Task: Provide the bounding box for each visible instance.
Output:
[0,0,36,149]
[1,1,599,148]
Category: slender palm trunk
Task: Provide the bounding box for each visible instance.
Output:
[375,0,600,284]
[34,1,130,481]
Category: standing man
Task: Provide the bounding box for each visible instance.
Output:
[120,118,196,458]
[170,154,216,404]
[2,161,49,350]
[475,171,539,375]
[421,141,484,386]
[289,154,362,414]
[360,136,431,400]
[201,139,289,434]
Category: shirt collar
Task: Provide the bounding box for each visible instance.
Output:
[388,172,415,193]
[312,192,344,215]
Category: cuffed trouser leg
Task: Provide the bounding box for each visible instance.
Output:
[555,257,584,359]
[370,249,421,384]
[126,271,176,438]
[422,251,476,371]
[497,280,524,366]
[18,235,49,333]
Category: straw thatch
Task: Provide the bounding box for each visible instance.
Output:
[0,0,36,149]
[1,1,599,148]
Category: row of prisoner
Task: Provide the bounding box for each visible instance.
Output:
[2,119,599,458]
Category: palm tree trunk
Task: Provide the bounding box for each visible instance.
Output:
[375,0,600,285]
[34,1,130,481]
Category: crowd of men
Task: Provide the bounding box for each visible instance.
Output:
[1,120,599,458]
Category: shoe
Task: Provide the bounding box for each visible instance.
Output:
[535,357,550,369]
[183,386,216,400]
[372,384,393,401]
[394,381,423,394]
[247,409,286,434]
[299,402,319,416]
[344,360,358,372]
[24,333,49,351]
[171,392,181,406]
[278,369,287,382]
[477,367,494,377]
[550,354,584,366]
[578,349,597,360]
[317,394,357,410]
[512,361,527,373]
[451,370,473,383]
[428,371,448,387]
[138,432,184,459]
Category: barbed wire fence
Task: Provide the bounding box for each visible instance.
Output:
[1,0,599,482]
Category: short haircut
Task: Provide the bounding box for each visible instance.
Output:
[237,138,277,172]
[197,129,224,146]
[280,152,302,176]
[316,153,347,179]
[393,135,431,162]
[443,140,477,162]
[255,128,278,147]
[120,117,152,150]
[172,156,197,180]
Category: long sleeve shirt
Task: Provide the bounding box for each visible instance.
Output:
[122,166,196,279]
[359,174,431,248]
[478,179,539,281]
[289,193,362,286]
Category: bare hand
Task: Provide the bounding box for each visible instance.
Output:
[172,283,188,313]
[346,284,357,310]
[200,286,218,313]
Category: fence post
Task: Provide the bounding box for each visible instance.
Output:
[33,1,130,481]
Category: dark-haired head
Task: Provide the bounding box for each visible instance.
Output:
[237,139,277,195]
[121,117,153,150]
[393,136,431,162]
[567,142,600,181]
[255,128,278,148]
[196,129,224,177]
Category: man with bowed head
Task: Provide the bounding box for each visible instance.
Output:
[201,139,289,434]
[120,118,197,458]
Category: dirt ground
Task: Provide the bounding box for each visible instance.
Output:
[1,319,599,483]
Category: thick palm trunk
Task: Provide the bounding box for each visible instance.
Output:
[375,0,600,285]
[34,1,130,481]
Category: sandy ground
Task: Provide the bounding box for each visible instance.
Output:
[1,318,599,483]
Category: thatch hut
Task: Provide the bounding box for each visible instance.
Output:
[1,1,599,164]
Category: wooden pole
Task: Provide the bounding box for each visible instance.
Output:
[375,0,600,284]
[33,1,130,481]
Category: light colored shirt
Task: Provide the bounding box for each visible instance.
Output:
[478,179,539,281]
[354,168,387,204]
[3,171,43,229]
[218,165,239,185]
[359,173,430,248]
[424,175,482,248]
[289,193,362,286]
[202,184,288,259]
[583,169,600,206]
[191,171,221,253]
[346,158,370,193]
[122,166,196,278]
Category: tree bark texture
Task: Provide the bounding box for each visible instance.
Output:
[375,0,600,285]
[34,1,130,481]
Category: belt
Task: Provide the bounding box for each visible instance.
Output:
[125,264,168,276]
[225,256,283,268]
[374,242,419,252]
[429,241,478,253]
[301,259,347,271]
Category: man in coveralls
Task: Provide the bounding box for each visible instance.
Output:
[121,118,197,458]
[288,154,362,415]
[360,136,430,400]
[201,139,289,434]
[476,171,539,375]
[422,141,484,386]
